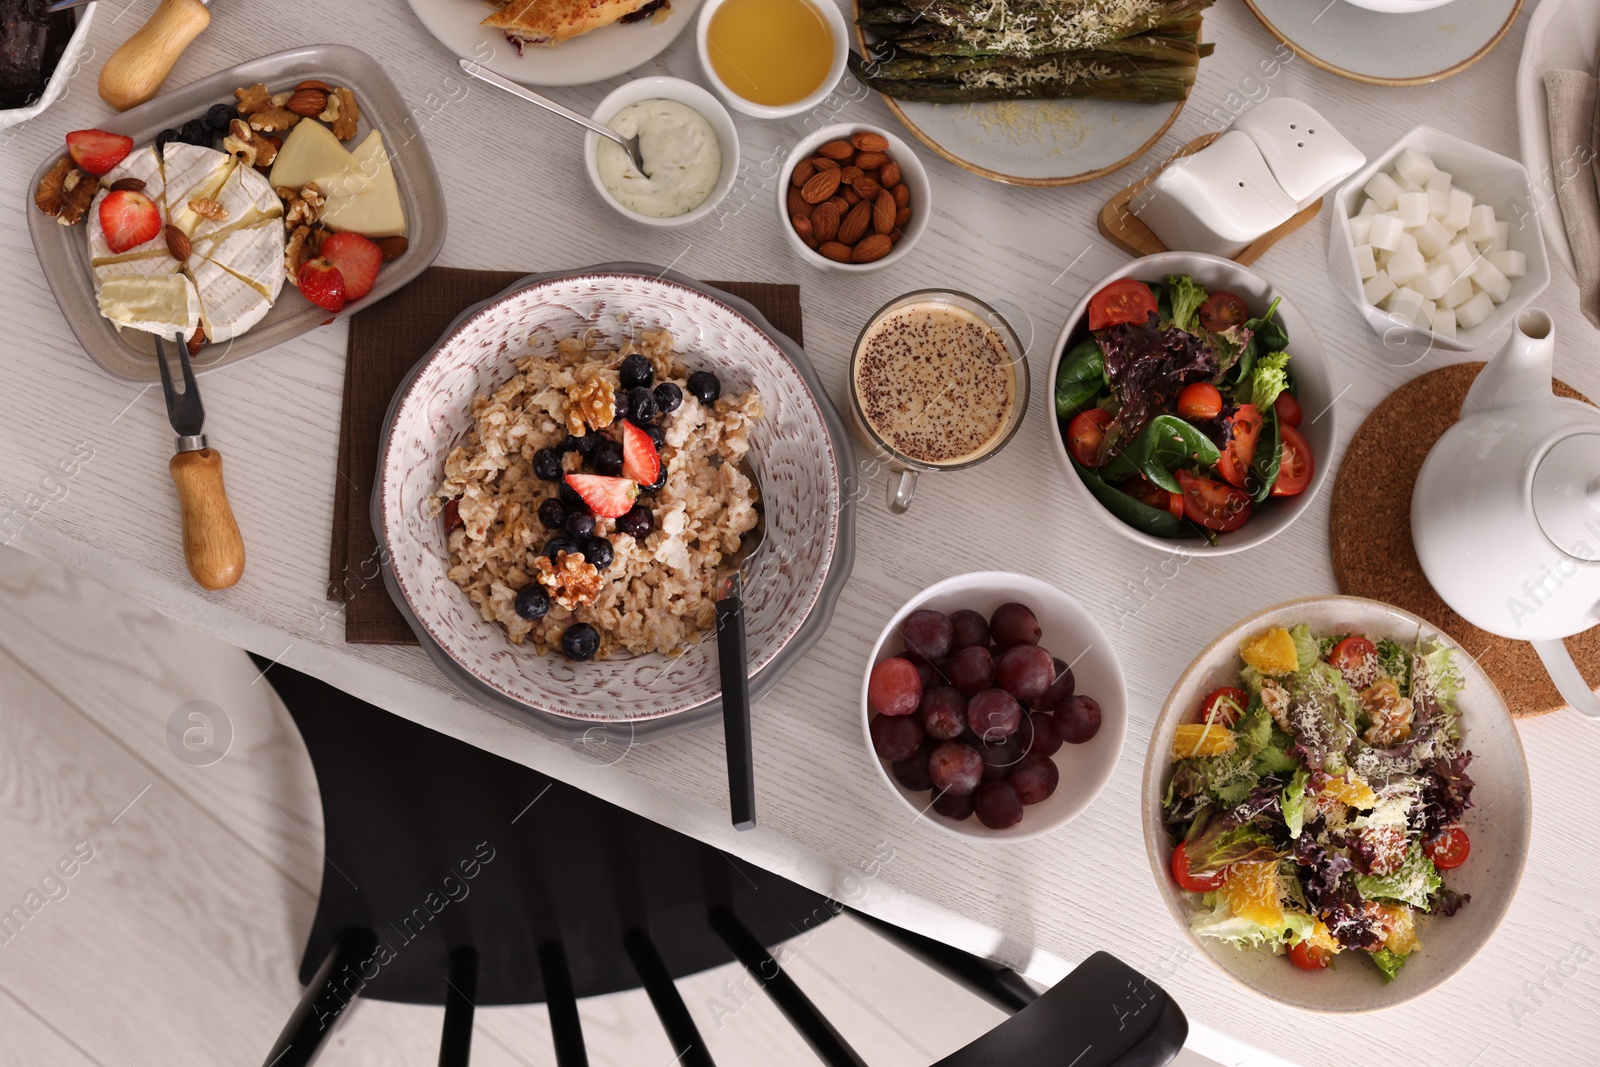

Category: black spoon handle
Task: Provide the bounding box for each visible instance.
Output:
[716,591,756,830]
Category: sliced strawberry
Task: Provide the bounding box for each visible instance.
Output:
[298,258,346,312]
[98,190,161,253]
[66,129,133,175]
[620,420,661,485]
[564,473,637,519]
[318,232,383,301]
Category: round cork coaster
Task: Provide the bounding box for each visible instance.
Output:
[1331,362,1599,718]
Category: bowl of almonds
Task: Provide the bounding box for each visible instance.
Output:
[777,124,930,272]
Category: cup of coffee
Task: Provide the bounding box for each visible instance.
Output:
[847,289,1030,512]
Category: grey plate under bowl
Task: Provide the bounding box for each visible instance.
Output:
[373,263,858,745]
[26,44,447,382]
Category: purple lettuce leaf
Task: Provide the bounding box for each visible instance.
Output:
[1417,752,1475,835]
[1094,313,1217,460]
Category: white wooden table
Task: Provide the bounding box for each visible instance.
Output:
[4,2,1598,1064]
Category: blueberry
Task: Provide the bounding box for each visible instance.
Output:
[537,498,568,530]
[205,103,238,131]
[592,439,624,477]
[565,510,596,539]
[619,353,653,389]
[545,535,582,561]
[614,391,630,422]
[641,423,666,450]
[627,387,657,423]
[571,433,599,458]
[180,118,211,146]
[154,128,181,153]
[561,623,600,661]
[533,447,563,481]
[584,536,615,571]
[615,505,655,539]
[687,371,721,406]
[653,382,682,415]
[641,466,667,492]
[514,584,550,621]
[559,482,587,510]
[556,436,581,455]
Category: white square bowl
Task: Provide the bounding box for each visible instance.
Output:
[1328,125,1550,353]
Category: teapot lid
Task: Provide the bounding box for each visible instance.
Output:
[1534,431,1600,562]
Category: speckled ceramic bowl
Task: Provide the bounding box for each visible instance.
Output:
[1142,596,1531,1012]
[375,267,851,730]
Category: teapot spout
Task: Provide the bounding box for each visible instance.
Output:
[1463,308,1555,418]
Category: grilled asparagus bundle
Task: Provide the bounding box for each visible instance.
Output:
[853,0,1213,103]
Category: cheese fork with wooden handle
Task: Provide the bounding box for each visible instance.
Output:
[83,0,212,110]
[155,333,244,590]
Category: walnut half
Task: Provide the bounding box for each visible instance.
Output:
[534,551,604,610]
[34,156,95,226]
[564,375,616,436]
[223,117,277,169]
[277,182,324,229]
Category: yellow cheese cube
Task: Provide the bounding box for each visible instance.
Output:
[1240,627,1299,675]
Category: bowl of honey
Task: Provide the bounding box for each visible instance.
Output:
[696,0,847,120]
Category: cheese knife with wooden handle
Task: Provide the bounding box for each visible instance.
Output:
[155,333,244,590]
[58,0,214,111]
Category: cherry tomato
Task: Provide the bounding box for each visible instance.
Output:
[1088,279,1158,330]
[1271,423,1314,497]
[1198,686,1249,727]
[1425,828,1471,870]
[1274,391,1303,428]
[1119,475,1184,519]
[1177,470,1253,532]
[1067,408,1113,468]
[1215,404,1263,490]
[1177,382,1223,421]
[1199,291,1250,333]
[1329,636,1377,676]
[1170,841,1226,893]
[1289,940,1333,971]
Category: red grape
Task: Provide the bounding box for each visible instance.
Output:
[868,657,922,716]
[996,644,1054,701]
[1056,694,1103,744]
[892,744,933,791]
[977,732,1023,779]
[989,602,1041,648]
[897,651,936,691]
[927,741,984,796]
[946,645,995,696]
[973,780,1024,829]
[948,609,990,650]
[1023,711,1062,757]
[871,713,924,762]
[1033,656,1076,712]
[967,688,1022,741]
[933,789,975,820]
[1008,753,1059,804]
[901,609,953,661]
[919,685,968,741]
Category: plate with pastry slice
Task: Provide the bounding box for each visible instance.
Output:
[407,0,701,86]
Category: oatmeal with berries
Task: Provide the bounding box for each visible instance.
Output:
[430,328,763,661]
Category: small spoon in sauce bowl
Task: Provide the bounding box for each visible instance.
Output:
[459,59,651,177]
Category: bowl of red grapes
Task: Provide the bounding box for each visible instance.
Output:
[861,571,1127,841]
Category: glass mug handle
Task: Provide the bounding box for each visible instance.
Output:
[888,469,918,513]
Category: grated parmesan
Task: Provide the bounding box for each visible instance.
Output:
[936,0,1162,56]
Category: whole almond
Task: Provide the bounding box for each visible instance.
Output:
[787,187,812,218]
[791,158,817,187]
[813,156,840,171]
[852,234,893,262]
[800,169,841,204]
[873,189,895,235]
[842,186,862,206]
[792,214,814,243]
[186,327,206,356]
[855,151,890,171]
[852,176,883,201]
[850,131,889,153]
[888,227,903,245]
[109,177,146,193]
[817,140,855,161]
[818,241,853,262]
[826,195,849,214]
[879,160,902,189]
[840,165,863,185]
[375,235,409,261]
[893,183,910,208]
[286,88,329,117]
[895,206,912,228]
[164,224,191,261]
[838,200,872,245]
[811,201,841,242]
[295,79,333,92]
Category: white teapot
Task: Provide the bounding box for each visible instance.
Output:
[1412,308,1600,719]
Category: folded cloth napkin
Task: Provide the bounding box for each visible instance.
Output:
[327,266,804,645]
[1545,66,1600,327]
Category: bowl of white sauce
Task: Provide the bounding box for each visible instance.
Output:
[584,77,740,228]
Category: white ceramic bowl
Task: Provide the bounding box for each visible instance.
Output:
[377,271,845,724]
[695,0,848,120]
[1045,252,1337,556]
[1142,596,1531,1012]
[775,123,932,273]
[860,572,1128,843]
[1338,0,1457,11]
[0,4,95,132]
[1329,125,1551,354]
[583,77,740,229]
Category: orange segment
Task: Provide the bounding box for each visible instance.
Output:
[1379,905,1420,954]
[1319,773,1376,810]
[1220,860,1283,927]
[1171,723,1237,759]
[1305,919,1340,954]
[1240,627,1299,675]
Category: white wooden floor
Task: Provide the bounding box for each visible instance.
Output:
[0,545,1216,1067]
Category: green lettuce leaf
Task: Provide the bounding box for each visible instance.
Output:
[1289,624,1322,672]
[1353,845,1442,909]
[1369,947,1408,982]
[1189,895,1313,953]
[1166,274,1208,334]
[1419,638,1464,708]
[1243,349,1292,411]
[1282,769,1311,840]
[1376,638,1412,690]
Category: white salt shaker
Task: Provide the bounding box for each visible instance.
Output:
[1132,100,1366,259]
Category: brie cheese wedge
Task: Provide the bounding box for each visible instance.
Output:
[192,162,282,246]
[96,274,201,337]
[87,188,168,263]
[162,142,236,236]
[92,251,182,288]
[188,257,271,343]
[103,145,166,208]
[197,218,286,302]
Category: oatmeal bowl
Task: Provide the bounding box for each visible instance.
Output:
[374,265,854,737]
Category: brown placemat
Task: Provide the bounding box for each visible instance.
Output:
[328,266,805,644]
[1331,361,1598,718]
